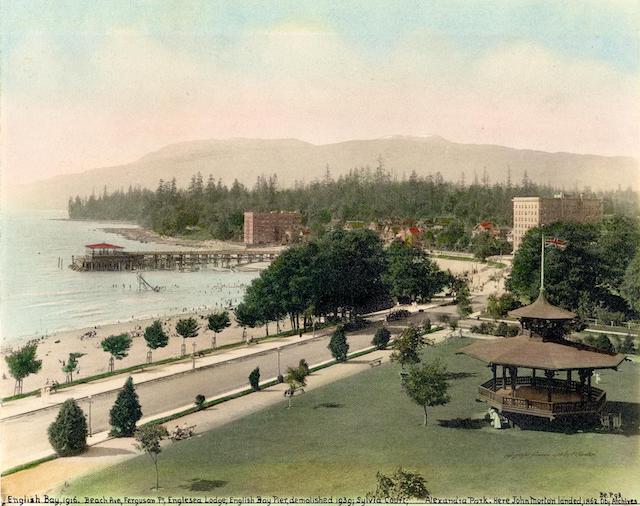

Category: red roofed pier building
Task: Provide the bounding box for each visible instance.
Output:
[85,243,125,255]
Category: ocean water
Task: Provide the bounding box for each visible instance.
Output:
[0,210,258,343]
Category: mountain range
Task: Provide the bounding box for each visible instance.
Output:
[7,136,638,209]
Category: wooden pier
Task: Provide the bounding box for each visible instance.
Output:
[71,249,279,272]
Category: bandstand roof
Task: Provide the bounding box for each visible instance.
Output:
[461,336,625,370]
[509,291,576,320]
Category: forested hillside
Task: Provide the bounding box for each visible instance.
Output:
[68,168,639,246]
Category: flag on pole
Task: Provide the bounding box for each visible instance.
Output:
[545,237,567,250]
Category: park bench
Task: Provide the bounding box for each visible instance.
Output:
[169,424,196,441]
[369,358,383,367]
[284,386,305,397]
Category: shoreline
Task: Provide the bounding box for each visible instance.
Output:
[1,261,269,348]
[0,303,285,399]
[101,226,249,250]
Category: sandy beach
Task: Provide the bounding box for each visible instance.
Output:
[0,232,508,401]
[101,226,248,250]
[0,307,291,399]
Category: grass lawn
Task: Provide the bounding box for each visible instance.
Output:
[66,339,640,498]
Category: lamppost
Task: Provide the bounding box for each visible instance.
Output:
[192,342,197,370]
[87,395,93,437]
[277,347,281,378]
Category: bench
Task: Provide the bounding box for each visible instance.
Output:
[369,358,383,367]
[247,338,258,346]
[284,387,305,397]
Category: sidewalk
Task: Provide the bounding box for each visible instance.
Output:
[1,302,444,421]
[0,326,334,420]
[1,347,395,498]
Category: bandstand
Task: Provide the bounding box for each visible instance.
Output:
[462,237,625,422]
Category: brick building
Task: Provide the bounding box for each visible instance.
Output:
[243,211,303,246]
[512,194,602,250]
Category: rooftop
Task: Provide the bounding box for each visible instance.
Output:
[461,336,624,370]
[85,243,124,249]
[509,291,576,320]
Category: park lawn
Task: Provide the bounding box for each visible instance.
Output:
[66,339,640,498]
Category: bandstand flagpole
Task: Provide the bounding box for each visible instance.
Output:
[540,233,545,293]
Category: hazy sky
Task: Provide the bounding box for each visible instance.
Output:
[2,0,639,185]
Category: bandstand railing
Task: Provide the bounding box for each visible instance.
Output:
[478,378,606,418]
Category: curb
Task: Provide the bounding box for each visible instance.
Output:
[1,345,383,476]
[0,328,336,422]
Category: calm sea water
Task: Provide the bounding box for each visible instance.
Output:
[0,210,258,343]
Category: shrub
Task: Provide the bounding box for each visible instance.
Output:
[618,334,636,354]
[109,377,143,437]
[421,318,432,333]
[594,308,626,327]
[194,394,206,409]
[386,309,411,322]
[471,322,495,335]
[48,399,88,457]
[486,293,522,319]
[298,359,310,377]
[584,334,614,352]
[343,317,370,332]
[249,367,261,391]
[495,322,509,337]
[369,467,430,501]
[506,324,520,337]
[372,327,391,350]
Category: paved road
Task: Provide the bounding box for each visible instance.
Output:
[0,325,387,470]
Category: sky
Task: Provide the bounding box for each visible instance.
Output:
[2,0,639,185]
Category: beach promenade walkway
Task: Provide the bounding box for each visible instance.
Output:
[1,327,454,498]
[0,304,442,473]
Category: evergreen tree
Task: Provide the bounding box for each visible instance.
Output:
[48,399,88,456]
[109,377,143,437]
[328,326,349,362]
[249,367,261,391]
[372,327,391,350]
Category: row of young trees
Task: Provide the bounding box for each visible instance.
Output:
[4,312,233,397]
[67,168,639,243]
[234,230,451,336]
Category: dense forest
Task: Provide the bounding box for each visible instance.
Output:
[68,167,639,247]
